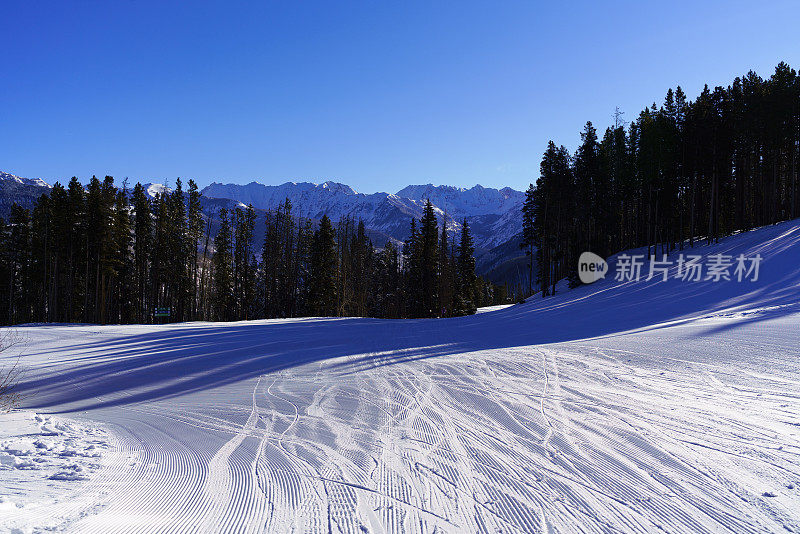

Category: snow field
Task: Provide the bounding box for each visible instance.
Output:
[0,412,131,533]
[1,219,800,532]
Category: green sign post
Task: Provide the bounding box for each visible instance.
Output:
[154,307,171,318]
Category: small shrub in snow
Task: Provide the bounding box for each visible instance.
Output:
[0,331,24,412]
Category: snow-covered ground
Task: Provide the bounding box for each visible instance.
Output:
[2,220,800,533]
[0,412,129,532]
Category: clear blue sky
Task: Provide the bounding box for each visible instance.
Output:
[1,1,798,193]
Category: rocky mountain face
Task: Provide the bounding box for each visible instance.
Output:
[0,171,52,218]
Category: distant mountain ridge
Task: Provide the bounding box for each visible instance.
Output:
[0,171,526,263]
[201,180,524,249]
[0,171,50,188]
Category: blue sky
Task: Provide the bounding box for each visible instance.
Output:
[1,1,798,193]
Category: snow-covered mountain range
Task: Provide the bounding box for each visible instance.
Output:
[201,181,524,249]
[0,171,525,254]
[0,171,50,188]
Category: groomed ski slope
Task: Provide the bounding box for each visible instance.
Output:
[3,220,800,533]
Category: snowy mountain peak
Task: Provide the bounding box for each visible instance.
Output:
[320,181,356,195]
[0,171,51,188]
[144,183,169,198]
[0,170,53,219]
[395,183,525,216]
[396,184,466,197]
[500,186,521,197]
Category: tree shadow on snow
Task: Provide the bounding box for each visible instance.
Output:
[13,219,800,414]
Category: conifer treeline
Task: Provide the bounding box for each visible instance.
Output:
[521,62,800,295]
[0,178,504,325]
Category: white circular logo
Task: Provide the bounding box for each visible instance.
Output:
[578,252,608,284]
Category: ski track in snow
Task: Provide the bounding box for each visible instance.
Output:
[3,220,800,533]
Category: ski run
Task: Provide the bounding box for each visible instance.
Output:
[2,219,800,533]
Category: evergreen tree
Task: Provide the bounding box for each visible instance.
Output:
[520,184,536,296]
[402,218,423,317]
[350,220,372,317]
[453,218,477,316]
[308,215,338,316]
[261,208,279,317]
[211,208,234,321]
[83,177,105,322]
[233,205,257,319]
[372,241,401,318]
[0,218,9,325]
[187,179,203,319]
[437,215,453,316]
[7,204,31,324]
[29,194,52,321]
[149,189,170,319]
[112,186,133,323]
[48,183,71,321]
[276,199,296,317]
[131,183,152,323]
[418,200,439,317]
[294,218,314,315]
[522,64,799,298]
[1,177,498,323]
[168,179,190,322]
